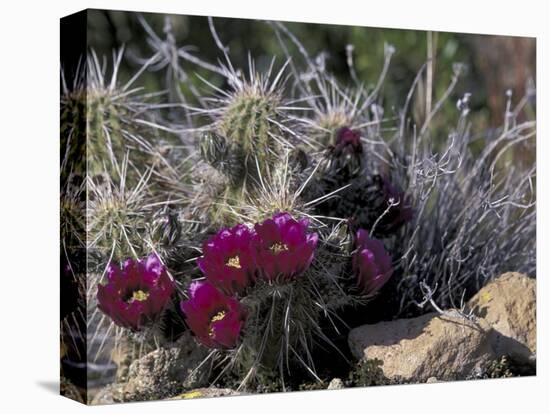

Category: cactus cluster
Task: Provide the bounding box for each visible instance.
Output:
[60,14,536,401]
[179,212,366,388]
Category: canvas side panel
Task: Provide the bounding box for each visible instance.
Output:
[60,9,88,405]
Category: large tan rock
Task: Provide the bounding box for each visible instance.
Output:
[467,272,536,362]
[348,311,494,382]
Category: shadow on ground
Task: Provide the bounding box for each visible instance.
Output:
[36,381,59,395]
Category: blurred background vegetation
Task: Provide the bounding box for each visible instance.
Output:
[87,9,535,151]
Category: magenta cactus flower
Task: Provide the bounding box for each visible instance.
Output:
[97,254,175,331]
[326,127,364,179]
[197,224,257,295]
[352,229,393,296]
[333,127,363,156]
[254,212,318,282]
[180,281,246,349]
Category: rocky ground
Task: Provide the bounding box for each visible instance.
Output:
[88,272,536,405]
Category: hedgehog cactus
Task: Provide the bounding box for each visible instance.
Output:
[60,175,86,251]
[62,50,200,378]
[198,63,295,222]
[87,167,151,260]
[198,80,291,227]
[61,51,179,192]
[67,51,192,263]
[182,211,360,387]
[61,62,90,382]
[86,91,127,177]
[313,109,354,148]
[325,127,364,181]
[86,55,166,185]
[61,14,536,401]
[321,173,413,238]
[60,90,87,185]
[217,83,283,185]
[199,131,244,188]
[313,126,413,238]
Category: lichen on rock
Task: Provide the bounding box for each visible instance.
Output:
[466,272,536,363]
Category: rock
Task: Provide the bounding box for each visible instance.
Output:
[110,336,159,383]
[120,332,209,402]
[426,377,438,383]
[171,387,241,400]
[90,384,126,405]
[348,310,495,382]
[91,385,241,404]
[327,378,345,390]
[467,272,536,362]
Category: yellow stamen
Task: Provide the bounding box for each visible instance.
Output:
[209,311,227,337]
[211,310,227,323]
[226,255,241,269]
[270,242,289,254]
[130,290,150,302]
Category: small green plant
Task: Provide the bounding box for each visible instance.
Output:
[481,355,536,379]
[348,358,393,387]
